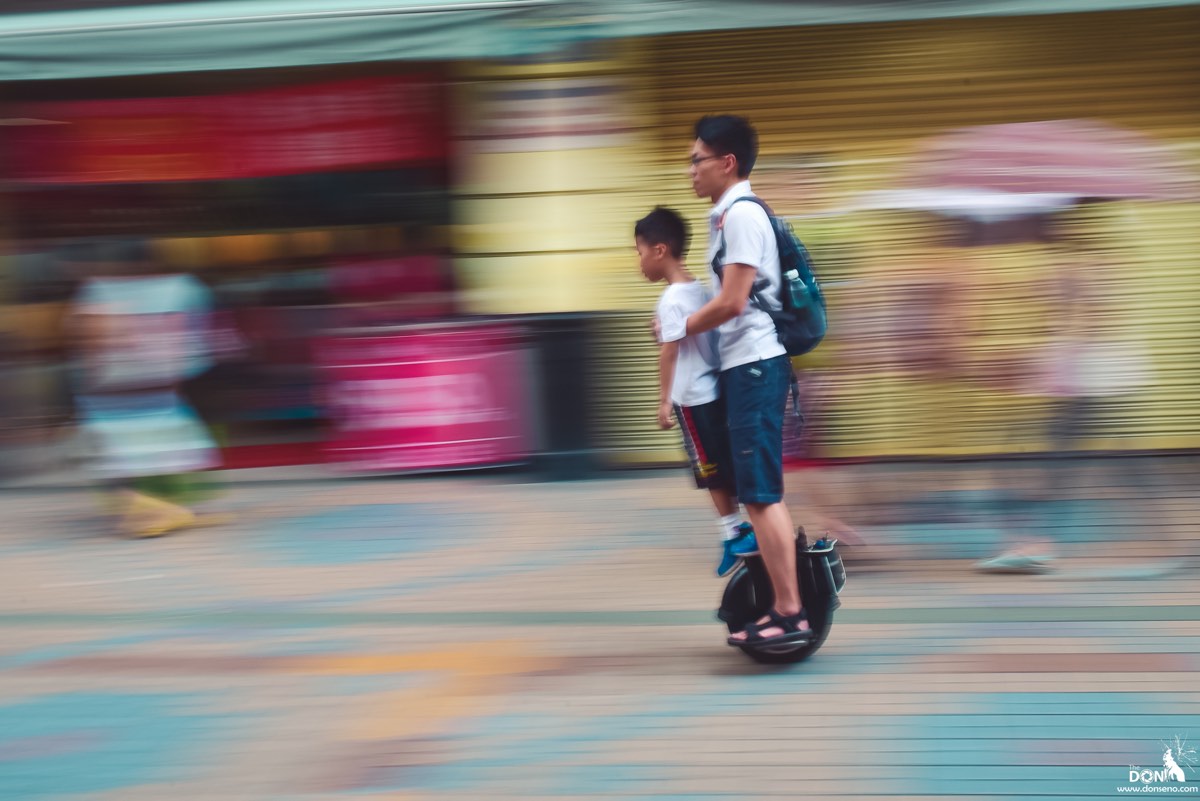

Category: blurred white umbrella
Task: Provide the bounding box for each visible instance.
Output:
[851,188,1081,222]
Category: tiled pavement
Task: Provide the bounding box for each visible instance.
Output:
[1,461,1198,800]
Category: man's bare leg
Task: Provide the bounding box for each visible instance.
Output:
[729,500,808,640]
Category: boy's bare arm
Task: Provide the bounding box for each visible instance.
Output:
[658,339,680,429]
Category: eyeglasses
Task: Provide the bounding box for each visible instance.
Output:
[689,154,726,167]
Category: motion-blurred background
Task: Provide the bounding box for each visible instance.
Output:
[1,0,1197,479]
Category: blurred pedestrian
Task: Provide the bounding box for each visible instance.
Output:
[975,234,1150,573]
[66,241,225,538]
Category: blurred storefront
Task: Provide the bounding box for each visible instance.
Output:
[2,2,1198,474]
[1,69,458,469]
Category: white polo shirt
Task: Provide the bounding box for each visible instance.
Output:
[705,180,785,370]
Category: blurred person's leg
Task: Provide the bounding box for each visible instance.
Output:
[82,390,223,538]
[91,476,193,538]
[976,397,1084,573]
[116,482,196,538]
[783,372,865,546]
[786,466,866,547]
[137,472,230,528]
[1047,396,1091,494]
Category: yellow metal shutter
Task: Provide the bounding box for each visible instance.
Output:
[630,7,1200,457]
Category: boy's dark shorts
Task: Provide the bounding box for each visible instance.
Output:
[721,354,790,504]
[674,397,736,493]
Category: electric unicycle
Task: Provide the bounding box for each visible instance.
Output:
[717,529,847,664]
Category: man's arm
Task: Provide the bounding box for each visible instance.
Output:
[684,263,757,337]
[658,339,680,429]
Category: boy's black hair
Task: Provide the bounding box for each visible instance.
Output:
[634,206,690,260]
[694,115,758,178]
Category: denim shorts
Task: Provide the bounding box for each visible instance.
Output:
[720,355,790,504]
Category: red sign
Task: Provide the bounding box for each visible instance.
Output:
[6,77,446,184]
[331,255,449,301]
[318,326,532,472]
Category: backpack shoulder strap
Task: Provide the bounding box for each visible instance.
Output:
[730,195,773,215]
[712,195,778,311]
[711,195,774,274]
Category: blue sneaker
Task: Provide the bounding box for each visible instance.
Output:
[716,524,760,577]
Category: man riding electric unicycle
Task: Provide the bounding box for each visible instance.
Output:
[680,115,843,663]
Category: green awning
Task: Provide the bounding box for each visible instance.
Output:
[1,0,1197,82]
[0,0,575,81]
[586,0,1200,39]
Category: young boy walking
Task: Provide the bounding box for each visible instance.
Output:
[635,206,759,576]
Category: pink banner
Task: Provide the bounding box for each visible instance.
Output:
[318,326,532,472]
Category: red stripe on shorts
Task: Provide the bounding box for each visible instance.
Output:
[679,405,708,465]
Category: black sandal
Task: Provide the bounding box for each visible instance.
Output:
[727,609,813,648]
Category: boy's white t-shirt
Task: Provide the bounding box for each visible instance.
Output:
[656,280,721,407]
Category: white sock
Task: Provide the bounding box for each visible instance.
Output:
[719,513,742,542]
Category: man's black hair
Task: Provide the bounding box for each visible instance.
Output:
[634,206,690,260]
[694,115,758,178]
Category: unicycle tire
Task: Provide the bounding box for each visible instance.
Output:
[717,538,844,665]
